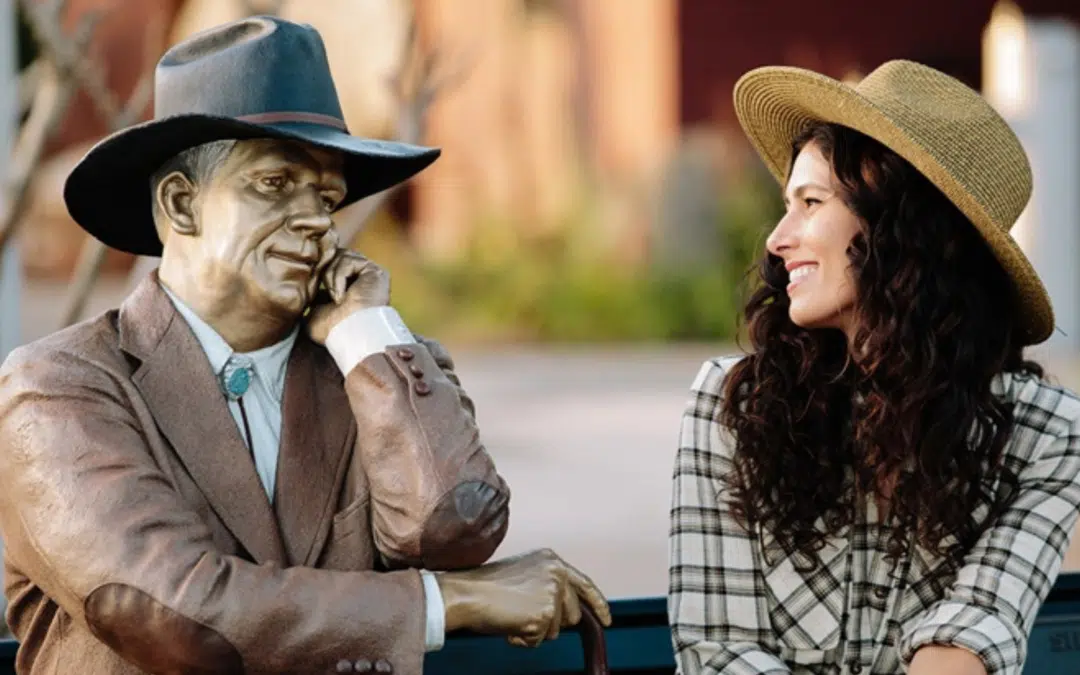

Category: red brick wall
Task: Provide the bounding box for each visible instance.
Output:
[678,0,1080,129]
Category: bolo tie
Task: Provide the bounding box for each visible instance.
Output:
[220,354,256,454]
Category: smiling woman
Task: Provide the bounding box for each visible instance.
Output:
[668,60,1080,675]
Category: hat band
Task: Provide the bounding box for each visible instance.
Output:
[235,111,347,131]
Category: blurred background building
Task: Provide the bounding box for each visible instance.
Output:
[11,0,1079,348]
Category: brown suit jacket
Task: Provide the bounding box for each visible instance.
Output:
[0,277,510,675]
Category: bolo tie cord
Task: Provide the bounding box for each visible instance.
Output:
[236,396,256,459]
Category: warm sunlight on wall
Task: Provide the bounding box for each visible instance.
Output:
[982,0,1032,253]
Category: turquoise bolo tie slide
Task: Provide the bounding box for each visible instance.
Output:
[220,359,253,401]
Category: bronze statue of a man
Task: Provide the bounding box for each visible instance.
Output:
[0,16,608,675]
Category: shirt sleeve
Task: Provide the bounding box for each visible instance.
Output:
[900,399,1080,675]
[668,358,792,675]
[420,570,446,652]
[324,306,416,374]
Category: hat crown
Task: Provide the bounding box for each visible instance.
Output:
[852,60,1032,234]
[154,16,346,126]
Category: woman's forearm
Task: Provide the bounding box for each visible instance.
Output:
[908,645,988,675]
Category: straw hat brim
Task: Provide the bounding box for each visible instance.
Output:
[733,66,1054,346]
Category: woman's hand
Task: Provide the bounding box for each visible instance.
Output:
[908,645,988,675]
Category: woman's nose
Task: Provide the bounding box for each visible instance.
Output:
[766,211,799,257]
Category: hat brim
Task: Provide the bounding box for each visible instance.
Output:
[63,114,441,258]
[733,66,1054,345]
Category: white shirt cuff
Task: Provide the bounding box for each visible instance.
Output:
[324,306,416,374]
[420,570,446,652]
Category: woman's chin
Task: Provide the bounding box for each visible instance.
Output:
[788,306,839,332]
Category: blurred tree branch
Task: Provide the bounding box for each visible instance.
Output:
[0,0,162,328]
[56,0,162,327]
[0,0,100,256]
[332,12,475,247]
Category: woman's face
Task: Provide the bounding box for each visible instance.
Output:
[766,141,863,338]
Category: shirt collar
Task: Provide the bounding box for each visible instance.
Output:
[160,283,297,401]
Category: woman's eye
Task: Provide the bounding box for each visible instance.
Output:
[804,197,822,208]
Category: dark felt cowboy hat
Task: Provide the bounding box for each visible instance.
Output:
[63,15,440,257]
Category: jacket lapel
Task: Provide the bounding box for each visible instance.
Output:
[273,335,354,566]
[119,275,287,565]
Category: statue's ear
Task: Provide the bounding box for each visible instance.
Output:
[155,171,199,237]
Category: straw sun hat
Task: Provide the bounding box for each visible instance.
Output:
[732,59,1053,345]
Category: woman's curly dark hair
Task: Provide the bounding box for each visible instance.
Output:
[721,122,1043,574]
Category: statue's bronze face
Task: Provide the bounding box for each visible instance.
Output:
[160,138,346,321]
[198,139,345,316]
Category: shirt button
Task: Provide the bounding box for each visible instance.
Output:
[397,348,415,361]
[851,663,863,674]
[353,659,373,673]
[335,660,353,674]
[409,364,424,378]
[374,660,393,674]
[415,380,432,396]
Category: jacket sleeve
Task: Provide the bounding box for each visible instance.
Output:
[0,346,428,675]
[344,335,510,571]
[669,359,792,675]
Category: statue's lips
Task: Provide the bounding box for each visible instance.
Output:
[268,250,319,271]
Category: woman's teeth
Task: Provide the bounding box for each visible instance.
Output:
[789,264,816,282]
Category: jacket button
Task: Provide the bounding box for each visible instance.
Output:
[374,659,393,674]
[397,348,415,361]
[409,364,424,378]
[335,660,353,673]
[850,663,863,674]
[415,380,432,396]
[353,659,373,673]
[874,586,889,600]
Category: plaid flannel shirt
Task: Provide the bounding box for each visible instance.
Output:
[669,356,1080,675]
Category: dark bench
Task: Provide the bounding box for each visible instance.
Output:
[2,574,1080,673]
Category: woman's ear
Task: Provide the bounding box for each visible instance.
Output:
[155,171,199,237]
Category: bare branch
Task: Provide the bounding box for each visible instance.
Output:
[60,3,168,325]
[0,61,76,252]
[17,59,44,115]
[5,1,102,319]
[58,235,109,327]
[335,11,475,246]
[114,6,162,129]
[0,1,99,254]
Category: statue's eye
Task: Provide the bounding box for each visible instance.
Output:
[259,175,287,190]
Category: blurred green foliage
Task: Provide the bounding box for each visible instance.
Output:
[355,169,783,344]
